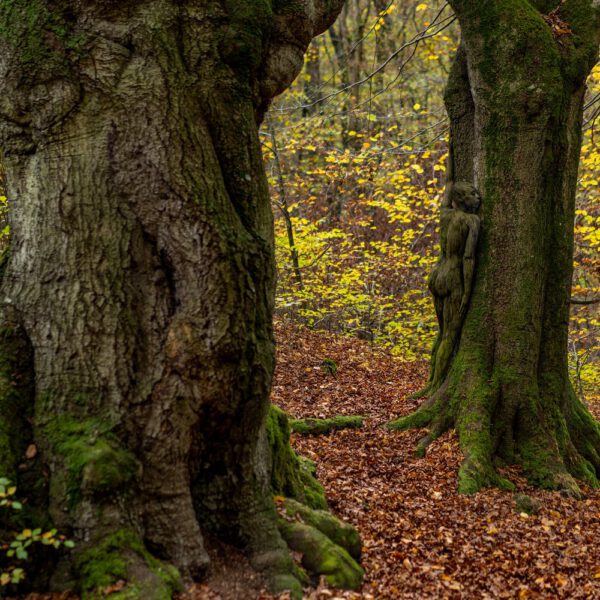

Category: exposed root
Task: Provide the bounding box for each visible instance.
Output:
[277,520,364,590]
[266,407,363,596]
[387,405,436,432]
[409,384,432,400]
[388,382,454,458]
[415,418,452,458]
[75,530,182,600]
[143,489,209,579]
[565,389,600,479]
[387,395,440,432]
[290,416,364,436]
[250,545,305,600]
[458,455,515,495]
[282,498,361,560]
[385,357,600,498]
[268,405,327,509]
[453,376,516,493]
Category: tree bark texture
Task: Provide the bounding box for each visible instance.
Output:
[391,0,600,497]
[0,1,344,598]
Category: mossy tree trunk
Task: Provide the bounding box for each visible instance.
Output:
[0,1,344,598]
[391,0,600,496]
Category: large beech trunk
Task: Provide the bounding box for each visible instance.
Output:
[391,0,600,496]
[0,1,343,597]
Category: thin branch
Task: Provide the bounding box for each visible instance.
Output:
[273,5,455,114]
[570,297,600,305]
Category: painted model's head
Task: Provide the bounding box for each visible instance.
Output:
[450,182,481,214]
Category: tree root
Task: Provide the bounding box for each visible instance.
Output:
[277,519,363,590]
[290,416,364,436]
[387,357,600,498]
[75,530,182,600]
[267,406,363,597]
[268,405,328,510]
[282,498,361,560]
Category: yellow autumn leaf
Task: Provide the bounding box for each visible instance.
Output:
[416,3,428,10]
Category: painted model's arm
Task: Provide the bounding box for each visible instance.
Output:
[460,216,480,316]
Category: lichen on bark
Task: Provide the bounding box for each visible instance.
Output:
[0,0,84,69]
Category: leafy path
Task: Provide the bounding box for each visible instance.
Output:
[273,320,600,599]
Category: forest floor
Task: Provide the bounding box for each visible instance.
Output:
[13,319,600,600]
[265,319,600,600]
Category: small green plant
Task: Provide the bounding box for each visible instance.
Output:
[321,358,338,375]
[0,477,74,588]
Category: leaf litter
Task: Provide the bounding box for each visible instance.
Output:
[269,319,600,599]
[11,319,600,599]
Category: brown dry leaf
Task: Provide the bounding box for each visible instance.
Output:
[101,581,126,595]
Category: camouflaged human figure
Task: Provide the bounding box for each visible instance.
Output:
[427,182,481,390]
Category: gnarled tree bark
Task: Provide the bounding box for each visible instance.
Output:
[391,0,600,497]
[0,1,345,598]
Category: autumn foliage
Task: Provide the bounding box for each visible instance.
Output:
[263,0,599,397]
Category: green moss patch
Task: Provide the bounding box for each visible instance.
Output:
[46,418,139,507]
[283,498,361,560]
[267,405,327,509]
[76,529,181,600]
[290,416,364,436]
[277,519,363,590]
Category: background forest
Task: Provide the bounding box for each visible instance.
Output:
[263,0,600,397]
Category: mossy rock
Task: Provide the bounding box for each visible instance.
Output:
[277,519,364,590]
[290,416,364,436]
[267,405,327,509]
[76,529,181,600]
[283,498,361,560]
